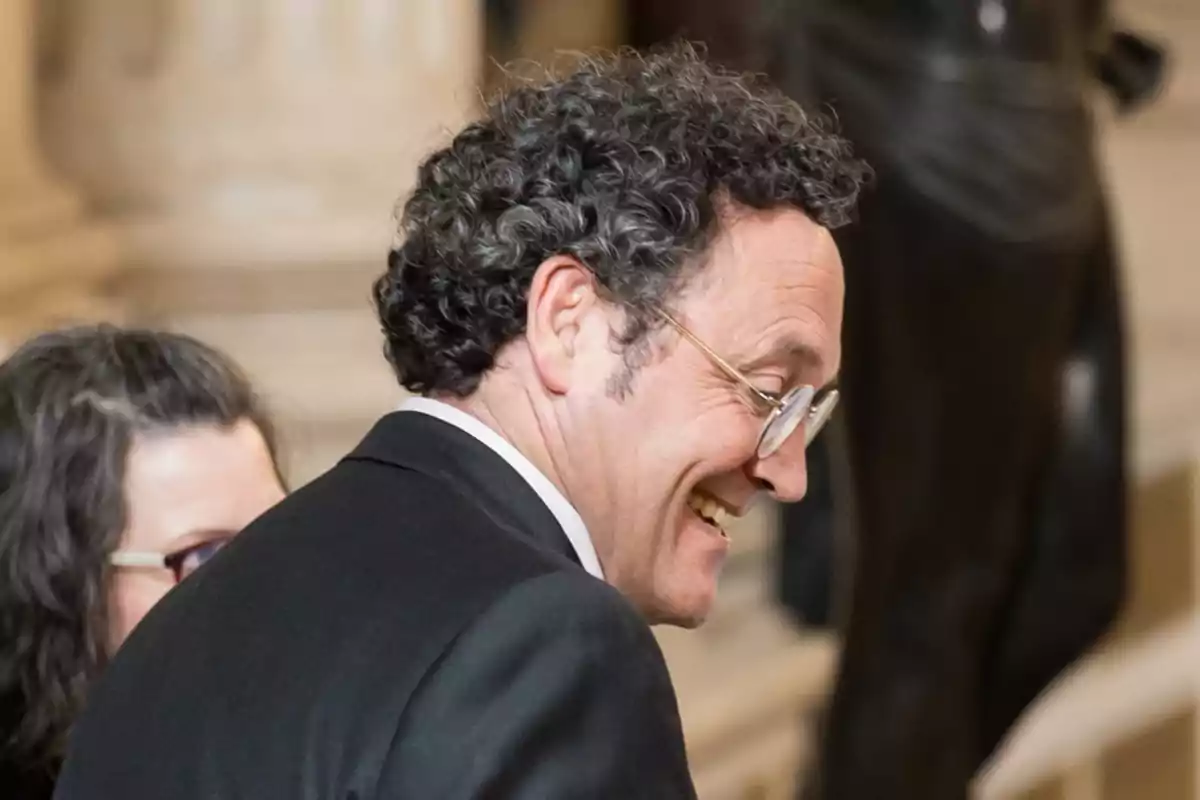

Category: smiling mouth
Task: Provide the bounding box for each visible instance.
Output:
[686,489,733,539]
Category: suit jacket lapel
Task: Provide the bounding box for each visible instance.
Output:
[343,411,582,569]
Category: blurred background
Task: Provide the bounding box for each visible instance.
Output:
[0,0,1196,798]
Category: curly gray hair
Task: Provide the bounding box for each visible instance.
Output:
[374,43,869,397]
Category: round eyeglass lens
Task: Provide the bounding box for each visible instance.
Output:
[757,384,815,459]
[803,389,840,447]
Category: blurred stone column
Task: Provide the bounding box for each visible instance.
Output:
[0,0,120,354]
[37,0,481,481]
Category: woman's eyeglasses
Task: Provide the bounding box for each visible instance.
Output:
[109,537,232,584]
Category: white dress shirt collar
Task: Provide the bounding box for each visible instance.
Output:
[397,397,604,580]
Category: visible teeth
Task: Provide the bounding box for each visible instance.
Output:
[687,491,730,531]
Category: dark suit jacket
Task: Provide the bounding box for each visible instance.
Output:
[54,411,697,799]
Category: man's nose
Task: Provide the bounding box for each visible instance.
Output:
[746,433,809,502]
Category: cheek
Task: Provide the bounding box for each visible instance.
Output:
[686,402,762,469]
[645,412,757,621]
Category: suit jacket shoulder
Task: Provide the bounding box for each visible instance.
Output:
[379,570,697,799]
[54,413,695,799]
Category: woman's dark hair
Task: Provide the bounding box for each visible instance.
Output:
[374,42,869,397]
[0,325,278,771]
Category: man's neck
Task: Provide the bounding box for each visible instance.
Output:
[434,385,576,510]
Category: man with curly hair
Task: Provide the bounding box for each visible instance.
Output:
[56,45,867,799]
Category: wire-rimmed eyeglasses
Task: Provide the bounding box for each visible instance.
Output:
[656,309,839,459]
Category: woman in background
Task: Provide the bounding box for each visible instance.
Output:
[0,325,286,798]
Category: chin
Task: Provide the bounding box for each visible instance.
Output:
[661,609,709,630]
[644,500,732,626]
[647,577,720,629]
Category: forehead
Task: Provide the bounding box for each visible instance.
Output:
[681,206,844,381]
[121,420,280,548]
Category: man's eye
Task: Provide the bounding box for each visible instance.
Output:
[750,381,786,403]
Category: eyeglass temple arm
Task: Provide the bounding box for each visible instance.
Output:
[654,308,781,409]
[109,551,168,569]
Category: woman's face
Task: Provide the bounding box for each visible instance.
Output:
[108,418,285,647]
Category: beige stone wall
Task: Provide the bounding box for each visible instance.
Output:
[36,0,482,481]
[0,0,121,355]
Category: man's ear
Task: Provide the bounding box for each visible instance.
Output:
[525,256,599,395]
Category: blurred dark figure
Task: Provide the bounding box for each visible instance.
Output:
[628,1,1166,797]
[765,2,1163,798]
[484,0,522,63]
[627,0,763,72]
